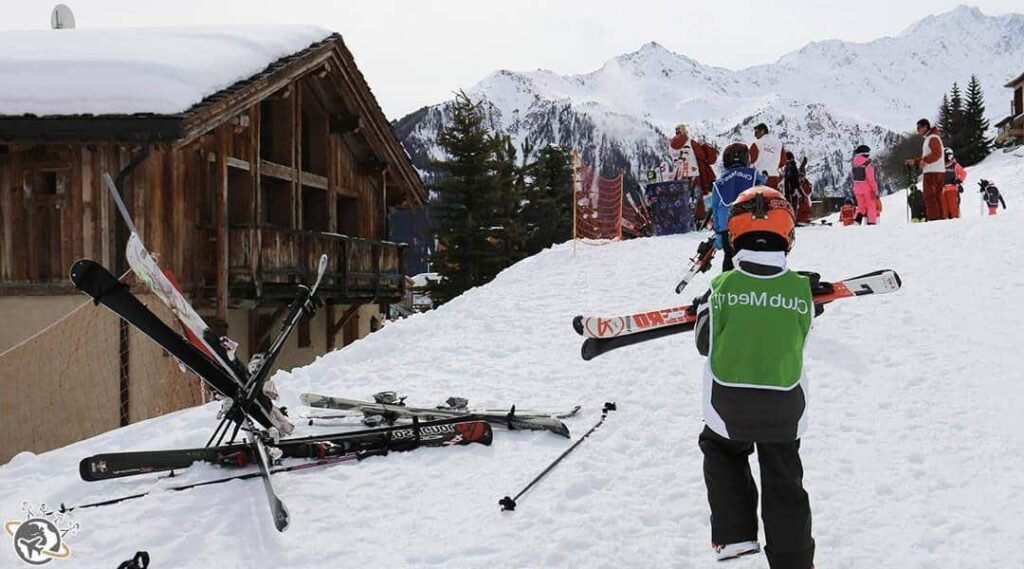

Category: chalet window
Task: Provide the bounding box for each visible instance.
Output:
[336,195,359,237]
[36,171,58,196]
[260,96,292,165]
[301,187,328,232]
[227,167,253,226]
[260,178,292,228]
[300,106,327,176]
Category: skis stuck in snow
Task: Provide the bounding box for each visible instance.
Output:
[66,173,488,531]
[575,269,902,360]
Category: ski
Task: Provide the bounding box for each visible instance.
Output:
[80,417,493,482]
[579,269,902,360]
[301,393,573,438]
[300,405,581,422]
[69,259,281,430]
[106,173,245,383]
[673,235,716,294]
[64,450,380,513]
[249,428,290,532]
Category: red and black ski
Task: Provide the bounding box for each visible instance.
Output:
[577,269,901,360]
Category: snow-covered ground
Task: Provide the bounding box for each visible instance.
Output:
[1,150,1022,568]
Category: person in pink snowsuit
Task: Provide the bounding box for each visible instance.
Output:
[851,145,879,225]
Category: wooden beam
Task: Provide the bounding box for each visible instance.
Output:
[226,156,251,171]
[215,128,229,324]
[0,163,10,280]
[259,159,296,183]
[292,87,301,230]
[176,49,332,147]
[299,170,328,191]
[329,114,360,135]
[327,304,359,344]
[81,147,95,260]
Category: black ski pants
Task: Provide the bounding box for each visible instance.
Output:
[699,426,814,569]
[718,231,736,272]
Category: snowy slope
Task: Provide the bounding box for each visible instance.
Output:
[398,6,1023,194]
[1,151,1022,568]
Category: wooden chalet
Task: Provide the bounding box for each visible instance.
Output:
[0,26,425,444]
[996,72,1024,147]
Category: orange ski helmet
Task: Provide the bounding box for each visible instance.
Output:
[727,187,796,251]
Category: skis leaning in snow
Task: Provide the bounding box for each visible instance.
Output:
[301,393,577,438]
[575,269,902,360]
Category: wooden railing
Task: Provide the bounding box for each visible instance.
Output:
[209,225,406,303]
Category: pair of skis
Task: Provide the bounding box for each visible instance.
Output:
[69,173,328,531]
[573,269,902,360]
[301,393,579,438]
[72,416,494,516]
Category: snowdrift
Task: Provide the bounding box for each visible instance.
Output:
[1,151,1022,568]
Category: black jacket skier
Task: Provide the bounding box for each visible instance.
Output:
[979,180,1007,213]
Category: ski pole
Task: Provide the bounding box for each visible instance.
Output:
[499,402,616,512]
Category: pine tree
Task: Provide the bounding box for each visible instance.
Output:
[427,91,503,305]
[946,82,966,154]
[960,75,992,166]
[937,94,952,137]
[490,135,528,269]
[521,145,574,256]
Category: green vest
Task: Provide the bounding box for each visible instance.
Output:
[708,269,812,390]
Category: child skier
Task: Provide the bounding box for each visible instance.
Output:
[692,187,816,569]
[941,148,967,219]
[709,143,767,271]
[839,197,856,226]
[851,145,879,224]
[979,179,1007,215]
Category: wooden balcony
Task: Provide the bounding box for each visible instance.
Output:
[204,226,406,304]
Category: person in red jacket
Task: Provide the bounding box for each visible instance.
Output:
[669,123,719,221]
[941,148,967,219]
[750,123,786,190]
[905,119,945,221]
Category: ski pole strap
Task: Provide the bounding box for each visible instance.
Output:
[499,402,617,512]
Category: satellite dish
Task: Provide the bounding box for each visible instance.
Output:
[51,4,76,30]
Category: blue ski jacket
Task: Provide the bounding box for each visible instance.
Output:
[710,167,766,232]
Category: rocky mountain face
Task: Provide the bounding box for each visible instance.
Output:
[395,5,1023,196]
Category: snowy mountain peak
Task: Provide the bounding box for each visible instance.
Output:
[399,5,1024,195]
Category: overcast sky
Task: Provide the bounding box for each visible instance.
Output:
[2,1,1021,118]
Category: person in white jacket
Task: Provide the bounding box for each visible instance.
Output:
[750,123,786,190]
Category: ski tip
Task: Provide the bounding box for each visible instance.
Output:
[572,315,584,336]
[580,340,600,361]
[273,504,291,532]
[892,270,902,289]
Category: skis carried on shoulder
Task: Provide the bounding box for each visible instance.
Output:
[301,393,576,438]
[576,269,902,361]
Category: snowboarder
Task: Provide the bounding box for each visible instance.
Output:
[669,123,719,221]
[941,148,966,219]
[709,143,767,271]
[750,123,786,190]
[692,186,815,569]
[979,179,1007,215]
[905,119,945,221]
[839,197,856,226]
[851,145,880,225]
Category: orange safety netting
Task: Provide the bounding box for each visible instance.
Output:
[573,151,624,244]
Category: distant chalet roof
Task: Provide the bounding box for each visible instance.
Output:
[0,25,333,117]
[1006,72,1024,88]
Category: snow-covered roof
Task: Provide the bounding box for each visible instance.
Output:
[0,25,333,117]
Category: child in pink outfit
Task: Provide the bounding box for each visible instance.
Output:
[851,145,879,225]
